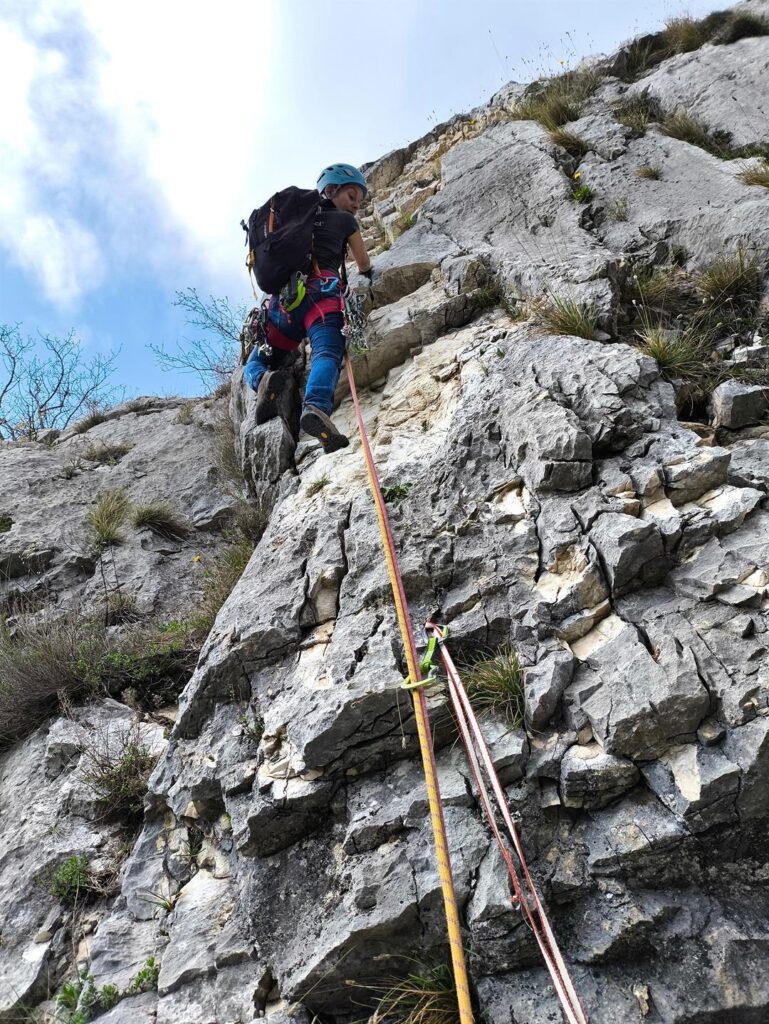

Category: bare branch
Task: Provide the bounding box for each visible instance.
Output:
[0,325,122,441]
[149,287,248,391]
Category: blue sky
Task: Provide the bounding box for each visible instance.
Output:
[1,0,721,398]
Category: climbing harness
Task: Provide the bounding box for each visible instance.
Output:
[343,325,587,1021]
[424,622,589,1024]
[344,355,475,1024]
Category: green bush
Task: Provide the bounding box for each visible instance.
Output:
[50,855,92,905]
[80,726,159,819]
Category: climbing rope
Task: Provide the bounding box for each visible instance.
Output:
[344,355,475,1024]
[424,622,589,1024]
[343,348,587,1024]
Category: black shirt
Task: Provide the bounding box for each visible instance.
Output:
[312,198,358,273]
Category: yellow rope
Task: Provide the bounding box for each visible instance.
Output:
[346,358,474,1024]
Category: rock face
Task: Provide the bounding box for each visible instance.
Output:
[3,6,769,1024]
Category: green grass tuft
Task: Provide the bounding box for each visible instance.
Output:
[694,249,760,309]
[531,294,597,339]
[305,474,330,497]
[81,441,133,466]
[548,127,590,157]
[511,68,599,130]
[365,962,458,1024]
[463,643,524,724]
[88,488,131,549]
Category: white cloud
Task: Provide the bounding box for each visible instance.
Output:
[0,1,275,307]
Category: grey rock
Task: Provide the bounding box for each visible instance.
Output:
[710,379,769,428]
[641,742,740,831]
[589,512,667,595]
[568,626,710,759]
[524,649,575,730]
[728,438,769,491]
[560,742,639,809]
[663,446,731,506]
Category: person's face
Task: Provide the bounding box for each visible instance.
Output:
[331,184,364,214]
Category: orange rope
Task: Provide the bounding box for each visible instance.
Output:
[344,356,474,1024]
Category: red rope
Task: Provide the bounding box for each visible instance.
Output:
[425,623,589,1024]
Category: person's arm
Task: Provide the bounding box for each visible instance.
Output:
[347,231,372,278]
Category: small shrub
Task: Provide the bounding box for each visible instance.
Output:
[637,164,661,180]
[98,984,121,1011]
[365,962,458,1024]
[88,488,130,549]
[737,160,769,188]
[175,402,194,425]
[239,707,264,744]
[0,515,12,532]
[612,91,663,131]
[463,643,524,724]
[127,956,160,995]
[382,483,412,505]
[132,501,188,539]
[571,183,594,203]
[607,197,629,222]
[71,408,107,434]
[549,127,589,157]
[530,293,597,339]
[392,212,416,239]
[306,474,330,498]
[80,726,159,820]
[50,855,92,905]
[82,441,132,466]
[694,249,760,309]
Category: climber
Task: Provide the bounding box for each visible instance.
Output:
[243,164,373,454]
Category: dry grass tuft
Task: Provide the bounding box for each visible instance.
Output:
[132,501,188,539]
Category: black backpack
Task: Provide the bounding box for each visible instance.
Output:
[242,187,321,295]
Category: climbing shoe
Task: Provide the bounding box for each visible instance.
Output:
[300,405,349,454]
[255,370,287,425]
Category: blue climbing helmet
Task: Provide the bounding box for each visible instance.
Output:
[316,163,368,198]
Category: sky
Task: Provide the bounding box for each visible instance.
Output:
[0,0,723,399]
